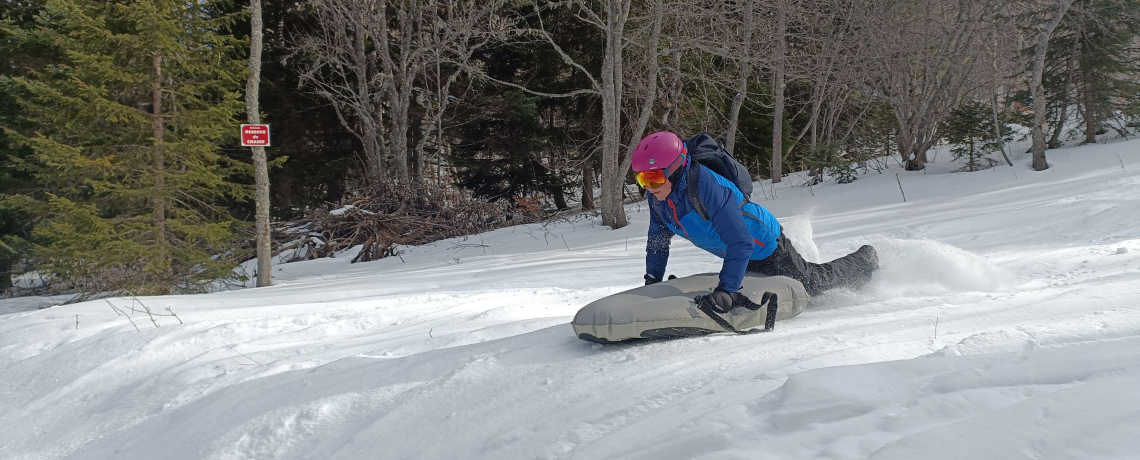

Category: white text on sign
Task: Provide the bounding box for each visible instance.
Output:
[240,124,271,147]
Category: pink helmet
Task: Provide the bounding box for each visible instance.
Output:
[632,131,686,172]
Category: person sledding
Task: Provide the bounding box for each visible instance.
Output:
[634,131,879,315]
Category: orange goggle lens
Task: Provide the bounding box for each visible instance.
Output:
[636,170,667,188]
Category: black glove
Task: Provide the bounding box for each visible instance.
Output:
[699,288,743,314]
[644,274,678,285]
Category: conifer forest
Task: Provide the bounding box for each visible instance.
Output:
[1,0,1138,297]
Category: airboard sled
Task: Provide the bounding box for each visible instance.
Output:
[572,274,809,343]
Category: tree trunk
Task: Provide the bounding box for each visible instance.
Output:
[582,159,595,211]
[987,30,1014,168]
[895,123,937,171]
[0,257,11,294]
[152,52,169,277]
[362,122,383,184]
[1031,0,1075,171]
[375,0,411,182]
[992,92,1013,167]
[552,187,569,211]
[1050,19,1082,148]
[968,134,977,170]
[599,0,630,229]
[1081,79,1096,144]
[724,0,754,155]
[807,80,822,152]
[352,10,384,185]
[246,0,272,287]
[390,87,412,182]
[771,0,787,183]
[390,1,423,183]
[387,41,414,182]
[1081,34,1097,145]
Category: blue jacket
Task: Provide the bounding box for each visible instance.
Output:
[646,163,781,292]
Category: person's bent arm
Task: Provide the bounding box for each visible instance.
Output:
[699,172,752,292]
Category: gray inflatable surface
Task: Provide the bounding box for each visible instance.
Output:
[572,274,809,343]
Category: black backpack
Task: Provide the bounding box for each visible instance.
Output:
[683,134,754,198]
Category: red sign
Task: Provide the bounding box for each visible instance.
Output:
[241,124,271,147]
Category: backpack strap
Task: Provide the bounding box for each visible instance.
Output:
[687,164,710,220]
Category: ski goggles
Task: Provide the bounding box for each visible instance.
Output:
[635,153,687,189]
[635,169,669,188]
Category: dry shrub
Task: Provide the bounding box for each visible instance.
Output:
[512,194,546,220]
[276,180,525,263]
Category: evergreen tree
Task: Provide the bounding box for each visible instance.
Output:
[1,0,48,292]
[450,5,597,211]
[0,194,38,293]
[1043,0,1140,145]
[846,101,900,163]
[804,143,856,184]
[735,80,778,179]
[1072,0,1140,143]
[940,101,1007,172]
[451,88,571,210]
[1,0,250,295]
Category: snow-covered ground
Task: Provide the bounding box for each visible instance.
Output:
[2,139,1139,460]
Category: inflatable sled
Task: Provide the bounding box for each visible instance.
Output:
[572,274,809,343]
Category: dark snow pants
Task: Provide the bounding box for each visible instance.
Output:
[746,232,876,296]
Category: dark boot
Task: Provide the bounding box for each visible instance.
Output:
[748,236,878,295]
[824,245,878,292]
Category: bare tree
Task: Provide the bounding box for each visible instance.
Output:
[987,23,1023,167]
[294,0,387,185]
[596,0,635,228]
[648,3,716,137]
[1028,0,1076,170]
[723,0,758,156]
[471,1,668,229]
[415,1,510,183]
[799,1,862,150]
[731,0,870,180]
[713,0,870,181]
[851,0,1003,171]
[771,0,787,182]
[375,0,428,183]
[618,0,665,183]
[298,0,509,184]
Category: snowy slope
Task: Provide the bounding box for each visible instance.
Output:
[2,140,1139,460]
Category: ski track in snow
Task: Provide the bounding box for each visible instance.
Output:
[2,140,1140,459]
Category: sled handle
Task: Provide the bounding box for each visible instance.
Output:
[694,292,778,334]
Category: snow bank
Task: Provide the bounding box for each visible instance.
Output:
[629,335,1140,460]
